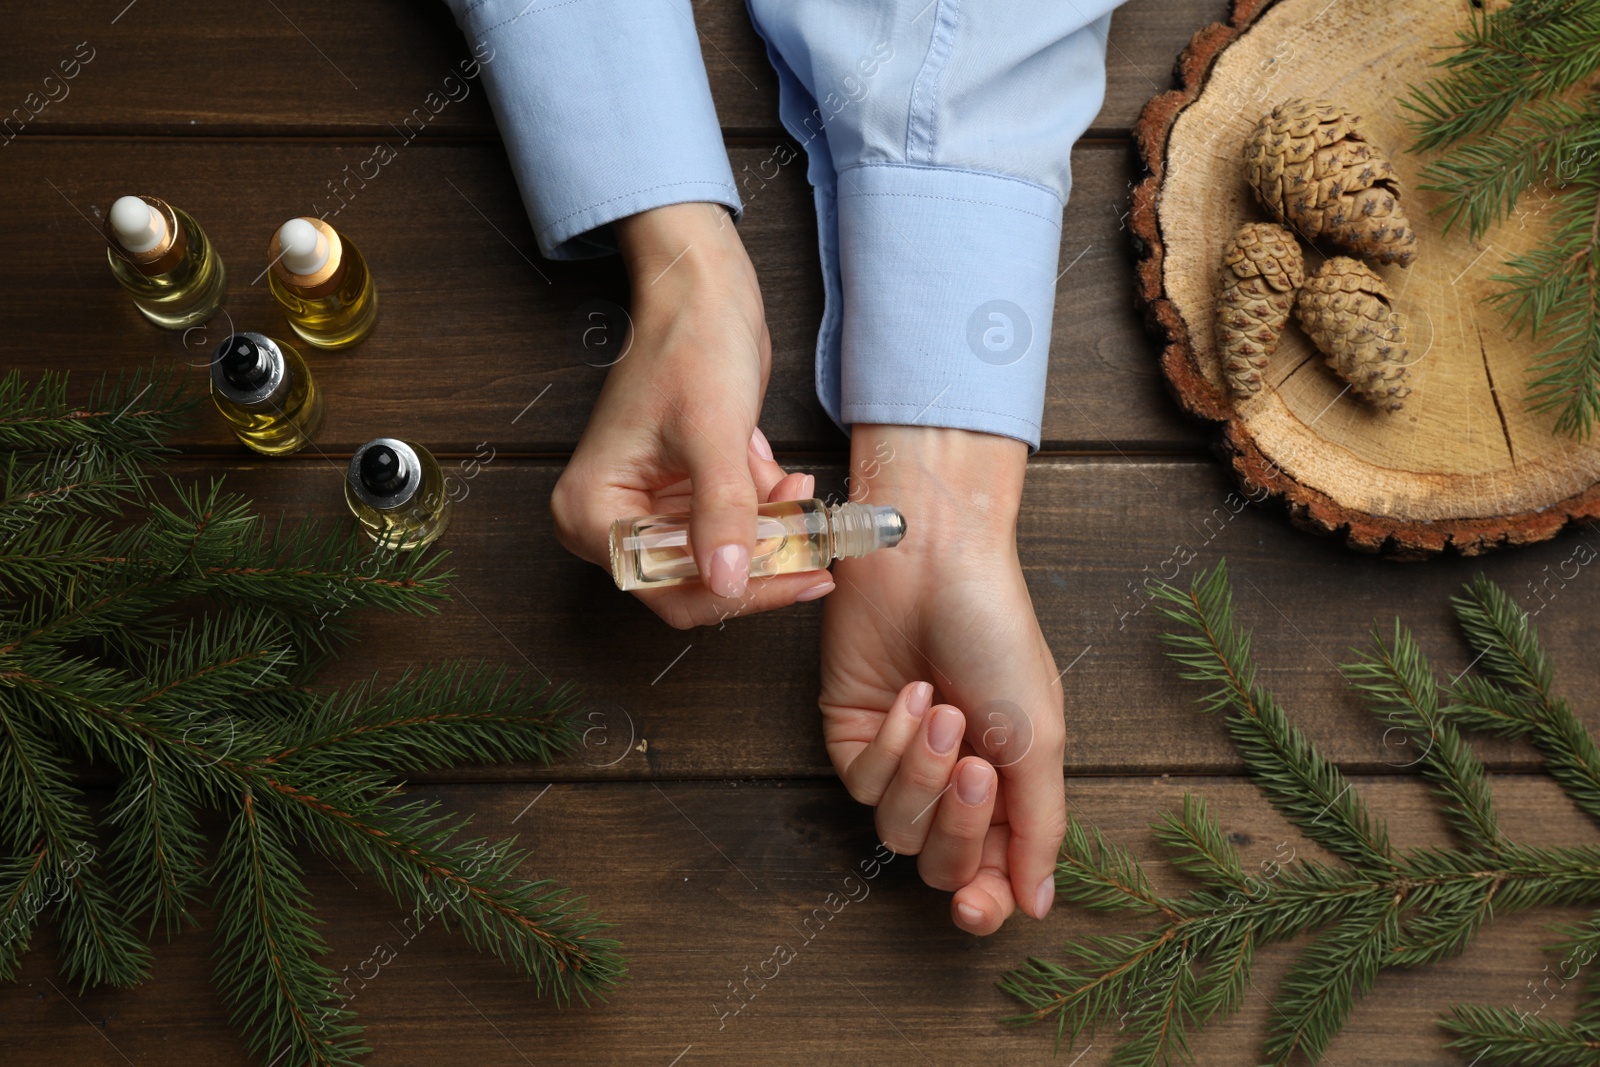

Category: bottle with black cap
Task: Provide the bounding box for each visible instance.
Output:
[105,194,225,329]
[209,332,323,455]
[345,438,450,550]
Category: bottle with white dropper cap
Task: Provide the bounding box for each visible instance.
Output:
[267,216,378,350]
[104,195,225,329]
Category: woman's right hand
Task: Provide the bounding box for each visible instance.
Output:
[551,202,834,628]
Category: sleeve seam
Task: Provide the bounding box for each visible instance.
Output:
[846,399,1041,425]
[844,160,1062,202]
[472,0,589,35]
[542,179,740,233]
[836,190,1062,228]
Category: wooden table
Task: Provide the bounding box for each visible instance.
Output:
[5,2,1598,1063]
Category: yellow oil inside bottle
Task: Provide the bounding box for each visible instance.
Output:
[612,499,830,590]
[270,236,378,350]
[210,341,324,456]
[107,207,225,329]
[344,446,451,551]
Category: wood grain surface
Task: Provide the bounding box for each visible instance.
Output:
[0,0,1222,137]
[9,138,1191,454]
[6,776,1597,1066]
[6,0,1596,1064]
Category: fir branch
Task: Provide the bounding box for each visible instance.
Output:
[1343,621,1503,852]
[0,693,150,988]
[1404,0,1600,152]
[1003,562,1600,1064]
[266,663,580,774]
[1442,1003,1600,1067]
[212,789,366,1067]
[104,743,208,938]
[0,367,623,1062]
[1404,0,1600,437]
[1150,562,1394,871]
[1058,813,1179,916]
[1262,901,1399,1065]
[1153,794,1249,889]
[1448,575,1600,824]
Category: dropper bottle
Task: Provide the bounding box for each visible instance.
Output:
[345,438,451,550]
[609,499,906,591]
[104,194,225,329]
[268,217,379,350]
[209,332,324,456]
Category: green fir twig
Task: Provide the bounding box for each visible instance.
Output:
[0,367,623,1066]
[1404,0,1600,438]
[1002,560,1600,1065]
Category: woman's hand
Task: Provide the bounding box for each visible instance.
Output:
[552,203,834,627]
[820,425,1066,934]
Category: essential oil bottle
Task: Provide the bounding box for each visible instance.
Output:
[268,217,378,350]
[345,438,450,551]
[105,194,225,329]
[209,332,324,456]
[610,499,906,591]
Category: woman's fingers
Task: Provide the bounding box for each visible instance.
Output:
[765,470,815,505]
[832,681,935,805]
[951,824,1018,936]
[675,414,761,600]
[875,704,966,856]
[633,569,834,630]
[917,757,997,892]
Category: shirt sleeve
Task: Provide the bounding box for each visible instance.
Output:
[745,0,1124,449]
[442,0,741,260]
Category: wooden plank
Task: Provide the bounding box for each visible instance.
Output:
[168,458,1600,781]
[0,0,1223,139]
[4,774,1594,1065]
[9,139,1199,454]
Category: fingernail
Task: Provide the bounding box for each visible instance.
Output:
[1033,877,1055,920]
[707,544,749,598]
[957,761,993,805]
[800,473,816,499]
[750,427,774,461]
[795,579,834,602]
[906,681,933,720]
[956,902,984,927]
[928,706,963,756]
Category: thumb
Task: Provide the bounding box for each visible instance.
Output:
[678,419,760,599]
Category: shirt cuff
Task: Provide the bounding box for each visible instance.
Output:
[448,0,741,260]
[833,162,1063,451]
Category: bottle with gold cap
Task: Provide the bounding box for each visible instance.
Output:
[105,195,225,329]
[210,332,324,456]
[267,217,378,350]
[345,438,451,550]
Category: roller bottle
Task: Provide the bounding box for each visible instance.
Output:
[268,217,378,349]
[209,332,323,456]
[345,438,451,551]
[610,499,906,591]
[105,194,225,329]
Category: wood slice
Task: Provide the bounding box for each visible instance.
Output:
[1131,0,1600,557]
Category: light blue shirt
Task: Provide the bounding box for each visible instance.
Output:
[444,0,1121,449]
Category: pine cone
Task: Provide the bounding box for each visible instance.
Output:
[1244,99,1418,267]
[1216,222,1306,398]
[1293,256,1412,411]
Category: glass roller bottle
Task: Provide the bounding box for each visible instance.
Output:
[610,498,906,591]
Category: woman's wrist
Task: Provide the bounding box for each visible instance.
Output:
[613,201,746,285]
[846,424,1027,551]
